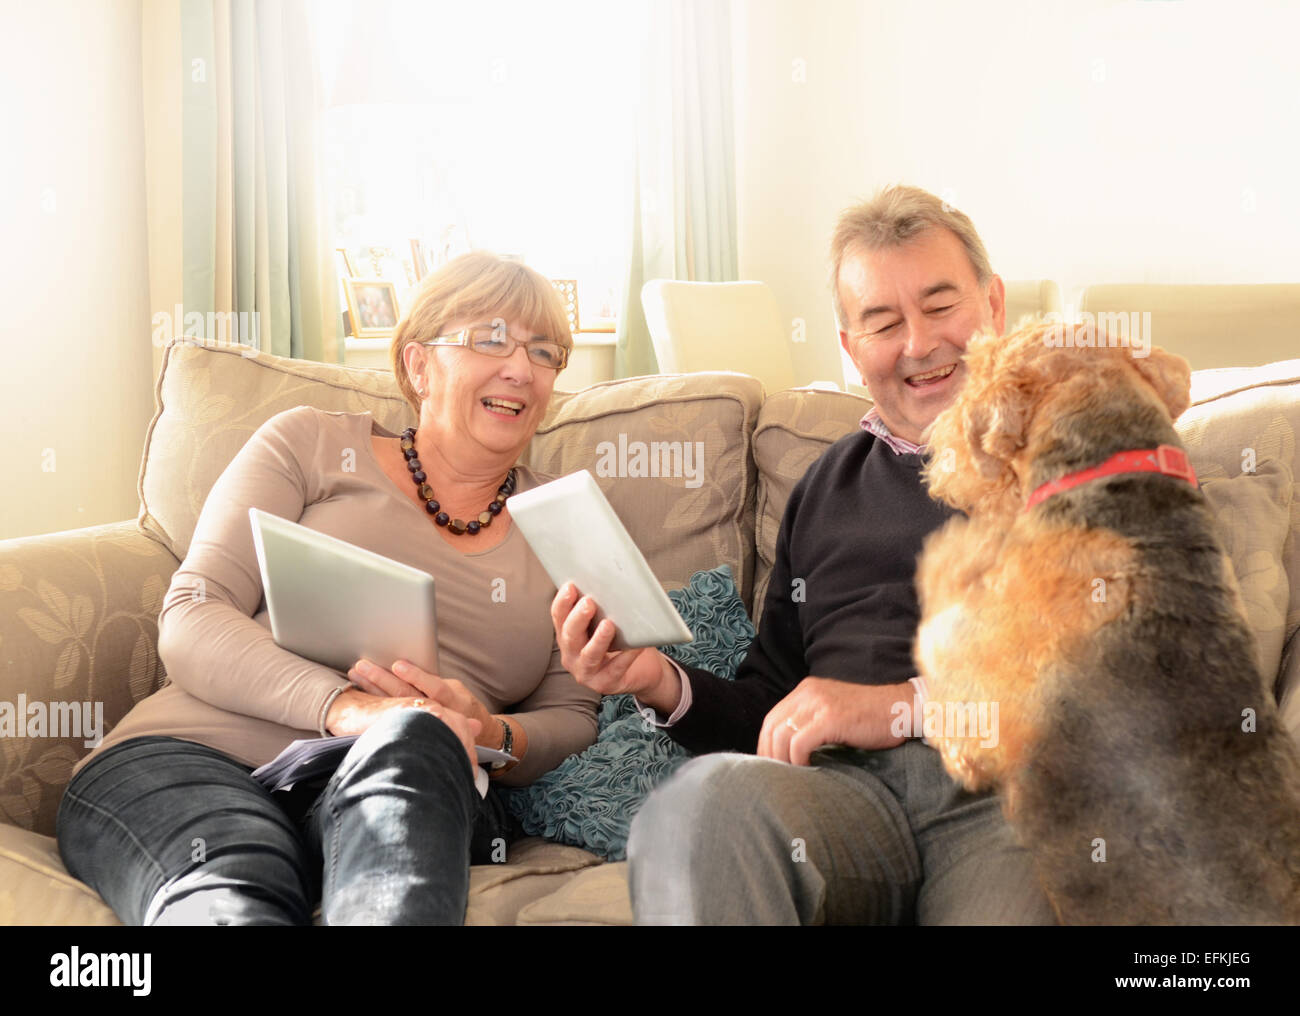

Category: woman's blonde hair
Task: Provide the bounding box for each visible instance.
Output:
[390,251,574,412]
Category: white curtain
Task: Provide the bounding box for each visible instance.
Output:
[166,0,340,362]
[616,0,740,378]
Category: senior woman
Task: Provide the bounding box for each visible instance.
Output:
[56,252,598,925]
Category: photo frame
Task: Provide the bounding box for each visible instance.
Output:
[343,278,401,338]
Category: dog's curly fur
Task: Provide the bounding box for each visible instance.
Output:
[913,318,1300,924]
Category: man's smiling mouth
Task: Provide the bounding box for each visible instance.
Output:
[905,363,957,387]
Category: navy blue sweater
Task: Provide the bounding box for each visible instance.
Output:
[668,430,961,755]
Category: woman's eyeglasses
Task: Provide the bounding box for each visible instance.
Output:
[423,325,569,370]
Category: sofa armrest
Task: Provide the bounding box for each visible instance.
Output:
[0,521,178,835]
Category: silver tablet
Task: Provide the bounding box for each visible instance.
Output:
[508,470,693,650]
[249,508,439,675]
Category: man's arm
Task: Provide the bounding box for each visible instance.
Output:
[657,493,809,754]
[551,437,920,761]
[552,476,814,756]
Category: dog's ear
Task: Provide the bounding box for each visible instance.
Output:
[1127,346,1191,421]
[963,373,1031,477]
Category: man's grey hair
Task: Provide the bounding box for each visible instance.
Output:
[830,184,994,331]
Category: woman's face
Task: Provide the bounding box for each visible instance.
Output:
[406,315,561,463]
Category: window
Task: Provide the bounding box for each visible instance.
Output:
[312,0,641,334]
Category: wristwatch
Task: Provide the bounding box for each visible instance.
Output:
[490,717,514,771]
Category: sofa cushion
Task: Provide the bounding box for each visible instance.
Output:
[139,340,415,559]
[1177,359,1300,696]
[464,838,605,926]
[0,822,604,926]
[0,823,121,925]
[751,387,872,621]
[515,860,633,925]
[1196,460,1293,686]
[526,372,763,605]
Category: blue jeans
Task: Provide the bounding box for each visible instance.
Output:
[56,709,510,925]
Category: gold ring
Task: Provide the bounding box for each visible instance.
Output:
[412,699,427,708]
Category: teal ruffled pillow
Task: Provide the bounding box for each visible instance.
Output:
[502,565,754,860]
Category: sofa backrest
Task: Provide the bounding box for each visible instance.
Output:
[134,340,1300,739]
[525,373,764,604]
[750,387,872,612]
[137,340,763,603]
[139,341,416,560]
[746,358,1300,741]
[1079,284,1300,371]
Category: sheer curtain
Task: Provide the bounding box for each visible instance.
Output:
[616,0,740,378]
[148,0,339,362]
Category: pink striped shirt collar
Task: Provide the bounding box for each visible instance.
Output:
[860,406,926,456]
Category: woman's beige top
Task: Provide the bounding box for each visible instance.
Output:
[74,407,599,786]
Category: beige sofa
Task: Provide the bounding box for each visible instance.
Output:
[2,338,1299,925]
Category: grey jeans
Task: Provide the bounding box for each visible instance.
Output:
[627,739,1056,925]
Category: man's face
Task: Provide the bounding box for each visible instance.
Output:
[837,227,1005,446]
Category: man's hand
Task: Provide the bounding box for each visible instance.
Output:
[550,583,682,716]
[757,677,913,765]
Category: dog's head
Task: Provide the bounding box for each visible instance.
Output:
[920,317,1191,516]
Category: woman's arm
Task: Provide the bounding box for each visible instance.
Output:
[352,639,600,786]
[156,407,350,732]
[495,639,600,786]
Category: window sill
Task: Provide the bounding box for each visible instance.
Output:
[344,336,392,354]
[574,330,617,347]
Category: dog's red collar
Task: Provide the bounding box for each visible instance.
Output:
[1024,444,1199,512]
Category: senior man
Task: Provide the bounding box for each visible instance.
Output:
[552,184,1055,925]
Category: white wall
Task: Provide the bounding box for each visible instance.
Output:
[0,0,154,540]
[734,0,1300,387]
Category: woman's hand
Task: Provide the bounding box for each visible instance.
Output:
[325,687,480,771]
[550,583,682,716]
[348,659,497,746]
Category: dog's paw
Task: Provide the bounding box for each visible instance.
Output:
[932,735,998,792]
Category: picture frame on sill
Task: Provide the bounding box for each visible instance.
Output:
[344,278,400,338]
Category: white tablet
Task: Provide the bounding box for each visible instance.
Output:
[249,508,440,675]
[507,470,693,650]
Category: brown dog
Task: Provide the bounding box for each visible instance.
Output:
[913,317,1300,924]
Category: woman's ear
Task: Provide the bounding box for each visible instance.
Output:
[404,342,429,395]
